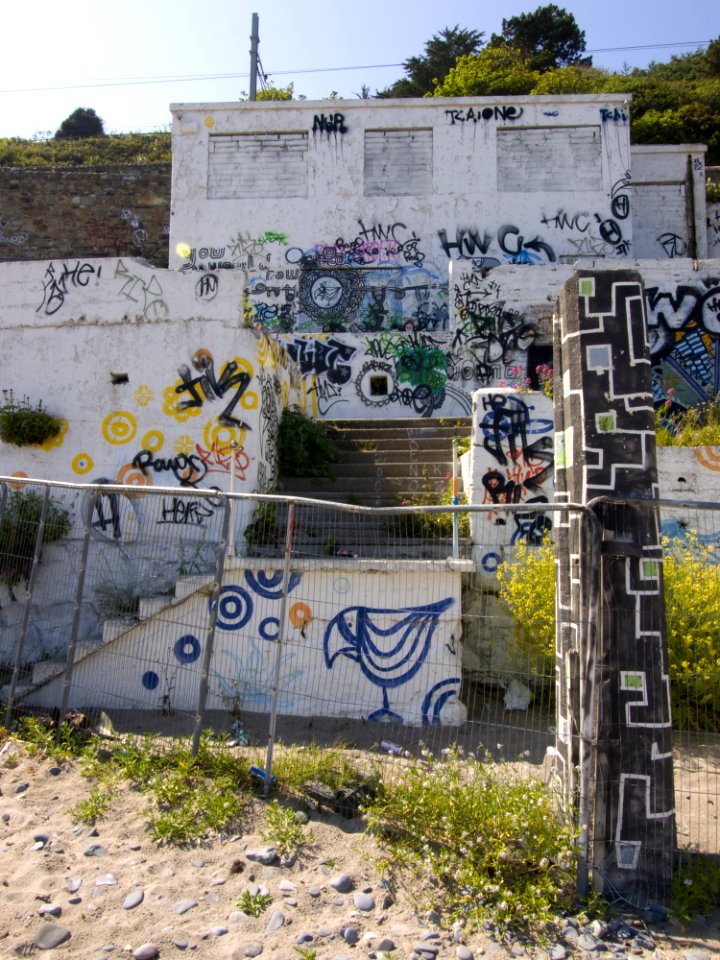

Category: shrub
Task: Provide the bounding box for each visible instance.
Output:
[387,471,470,539]
[497,536,720,730]
[656,393,720,446]
[662,534,720,731]
[0,489,72,587]
[363,745,576,936]
[0,394,62,447]
[277,406,337,481]
[496,538,556,681]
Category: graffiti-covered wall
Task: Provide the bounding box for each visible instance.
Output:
[0,258,301,495]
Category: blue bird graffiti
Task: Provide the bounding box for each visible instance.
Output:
[323,597,455,723]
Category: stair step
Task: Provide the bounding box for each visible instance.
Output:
[138,596,172,620]
[102,617,139,644]
[32,660,65,684]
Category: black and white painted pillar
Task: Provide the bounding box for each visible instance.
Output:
[554,269,675,908]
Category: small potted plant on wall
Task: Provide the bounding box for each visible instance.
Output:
[0,391,63,447]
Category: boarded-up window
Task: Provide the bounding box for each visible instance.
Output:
[497,127,601,192]
[364,129,432,196]
[208,133,308,199]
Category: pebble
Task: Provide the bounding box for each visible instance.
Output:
[39,903,62,917]
[95,874,118,886]
[377,938,397,951]
[246,846,277,865]
[32,923,72,949]
[15,782,29,793]
[266,909,285,932]
[683,952,711,960]
[578,932,604,951]
[49,766,62,776]
[330,872,353,892]
[243,944,263,957]
[133,945,159,960]
[123,890,144,909]
[549,945,568,960]
[278,878,296,893]
[68,895,82,905]
[342,926,359,944]
[174,898,198,914]
[353,891,375,911]
[84,843,106,857]
[64,875,82,892]
[296,932,314,943]
[317,926,334,938]
[308,886,322,897]
[209,925,228,936]
[457,947,474,960]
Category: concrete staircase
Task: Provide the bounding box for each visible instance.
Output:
[273,417,472,560]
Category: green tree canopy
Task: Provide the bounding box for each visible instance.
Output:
[434,47,539,97]
[489,4,590,72]
[55,107,105,139]
[377,25,485,98]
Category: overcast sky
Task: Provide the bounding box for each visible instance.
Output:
[1,0,715,139]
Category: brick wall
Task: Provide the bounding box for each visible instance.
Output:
[0,164,171,267]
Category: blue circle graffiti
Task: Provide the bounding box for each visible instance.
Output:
[174,634,201,664]
[142,670,160,691]
[421,677,462,725]
[481,551,502,573]
[245,569,302,599]
[259,617,280,641]
[212,585,253,631]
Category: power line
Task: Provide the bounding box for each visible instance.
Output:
[0,40,712,96]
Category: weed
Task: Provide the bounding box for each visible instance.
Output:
[0,392,63,447]
[0,490,72,588]
[15,717,88,762]
[387,470,470,540]
[93,579,141,618]
[244,501,282,550]
[671,853,720,923]
[363,745,576,937]
[293,947,318,960]
[261,800,314,857]
[265,741,377,796]
[236,889,273,916]
[656,391,720,446]
[71,781,116,825]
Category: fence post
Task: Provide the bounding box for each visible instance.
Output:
[191,495,231,757]
[4,485,50,727]
[60,489,97,721]
[264,499,297,795]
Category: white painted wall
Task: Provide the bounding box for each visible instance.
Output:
[27,557,469,727]
[0,257,301,494]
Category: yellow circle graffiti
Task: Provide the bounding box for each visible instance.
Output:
[175,242,191,259]
[202,420,245,453]
[72,453,94,475]
[163,384,200,423]
[102,410,137,445]
[40,418,68,451]
[141,430,164,453]
[240,390,258,411]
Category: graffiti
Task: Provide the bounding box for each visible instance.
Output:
[355,359,445,418]
[541,210,592,232]
[324,597,455,723]
[181,246,235,271]
[115,260,168,319]
[194,440,250,481]
[285,335,357,385]
[600,107,628,122]
[476,392,554,543]
[132,448,208,486]
[175,349,253,430]
[445,105,523,125]
[312,112,347,135]
[287,220,427,269]
[37,261,101,315]
[158,496,217,525]
[83,480,140,543]
[0,214,28,245]
[438,224,556,265]
[195,273,219,301]
[656,233,686,258]
[708,208,720,249]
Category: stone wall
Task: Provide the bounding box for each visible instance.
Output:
[0,165,171,267]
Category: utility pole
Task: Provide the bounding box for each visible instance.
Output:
[249,13,259,101]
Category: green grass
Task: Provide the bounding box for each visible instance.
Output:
[656,395,720,446]
[261,800,314,857]
[236,889,273,917]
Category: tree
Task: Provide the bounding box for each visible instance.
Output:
[433,47,539,98]
[489,4,590,73]
[377,25,485,98]
[55,107,105,139]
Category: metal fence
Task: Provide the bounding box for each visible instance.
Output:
[0,476,718,866]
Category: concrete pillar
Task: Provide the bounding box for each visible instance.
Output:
[554,268,675,908]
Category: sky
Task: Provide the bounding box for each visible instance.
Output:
[1,0,716,139]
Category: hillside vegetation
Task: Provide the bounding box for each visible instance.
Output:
[0,132,171,167]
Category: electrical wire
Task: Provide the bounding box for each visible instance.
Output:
[0,39,712,97]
